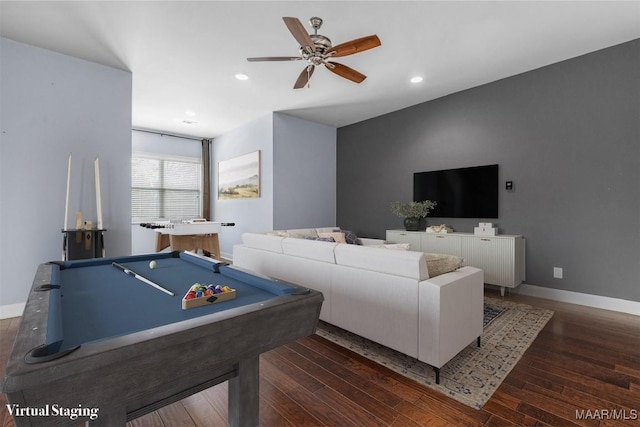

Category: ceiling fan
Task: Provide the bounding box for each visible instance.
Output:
[247,17,381,89]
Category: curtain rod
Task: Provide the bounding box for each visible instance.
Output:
[132,128,206,142]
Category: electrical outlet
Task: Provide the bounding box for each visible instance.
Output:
[553,267,563,279]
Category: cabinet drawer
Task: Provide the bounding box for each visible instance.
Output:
[385,230,422,251]
[421,234,462,256]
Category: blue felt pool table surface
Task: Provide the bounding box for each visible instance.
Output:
[49,251,297,350]
[2,250,323,427]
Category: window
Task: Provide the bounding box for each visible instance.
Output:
[131,153,202,222]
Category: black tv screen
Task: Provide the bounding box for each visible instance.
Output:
[413,164,499,218]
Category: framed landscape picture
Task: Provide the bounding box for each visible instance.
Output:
[218,150,260,200]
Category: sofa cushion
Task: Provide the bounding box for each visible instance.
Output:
[425,253,464,278]
[359,237,387,246]
[241,233,284,253]
[334,244,428,280]
[279,228,318,238]
[282,237,337,263]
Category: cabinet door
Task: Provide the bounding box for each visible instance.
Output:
[385,230,422,251]
[470,237,515,286]
[421,234,462,256]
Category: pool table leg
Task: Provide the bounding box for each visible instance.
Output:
[228,355,259,427]
[87,408,126,426]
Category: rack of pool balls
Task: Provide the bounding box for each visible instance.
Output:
[181,283,236,310]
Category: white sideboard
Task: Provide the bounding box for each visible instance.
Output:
[386,230,525,296]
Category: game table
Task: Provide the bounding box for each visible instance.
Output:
[141,221,232,259]
[1,251,323,426]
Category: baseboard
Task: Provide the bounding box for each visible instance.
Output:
[0,302,25,320]
[513,284,640,316]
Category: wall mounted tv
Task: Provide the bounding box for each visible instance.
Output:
[413,164,499,218]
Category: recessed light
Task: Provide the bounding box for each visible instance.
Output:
[410,76,424,84]
[185,111,196,117]
[235,73,249,81]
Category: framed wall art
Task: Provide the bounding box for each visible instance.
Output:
[218,150,260,200]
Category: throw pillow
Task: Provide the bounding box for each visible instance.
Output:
[270,230,292,237]
[318,232,347,244]
[425,253,464,278]
[286,232,309,239]
[286,228,319,238]
[340,229,362,245]
[304,236,335,242]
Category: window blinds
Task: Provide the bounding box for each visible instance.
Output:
[131,154,202,222]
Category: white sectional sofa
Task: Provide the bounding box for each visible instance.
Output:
[232,227,484,383]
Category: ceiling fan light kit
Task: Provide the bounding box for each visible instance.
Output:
[247,16,381,89]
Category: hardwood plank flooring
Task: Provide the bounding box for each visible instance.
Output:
[1,290,638,426]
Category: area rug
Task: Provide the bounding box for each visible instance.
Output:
[315,297,554,409]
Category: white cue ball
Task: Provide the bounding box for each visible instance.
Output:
[149,260,157,269]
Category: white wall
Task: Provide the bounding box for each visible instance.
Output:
[212,114,274,258]
[0,38,132,315]
[273,113,337,229]
[212,113,337,258]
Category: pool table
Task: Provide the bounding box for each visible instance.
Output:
[1,251,323,426]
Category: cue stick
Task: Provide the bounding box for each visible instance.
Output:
[64,153,72,231]
[112,262,175,296]
[94,157,103,230]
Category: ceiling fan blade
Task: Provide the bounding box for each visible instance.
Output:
[294,65,315,89]
[326,62,367,84]
[283,17,316,53]
[327,35,381,58]
[247,56,302,62]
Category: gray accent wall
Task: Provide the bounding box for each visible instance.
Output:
[0,37,132,307]
[337,40,639,302]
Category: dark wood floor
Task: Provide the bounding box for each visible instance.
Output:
[1,290,638,426]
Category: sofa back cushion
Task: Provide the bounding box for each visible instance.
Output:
[283,228,319,238]
[314,227,339,234]
[334,244,428,280]
[241,233,284,253]
[282,237,337,264]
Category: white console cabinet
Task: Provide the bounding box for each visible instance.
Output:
[386,230,525,296]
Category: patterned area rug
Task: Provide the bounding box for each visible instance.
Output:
[316,297,554,409]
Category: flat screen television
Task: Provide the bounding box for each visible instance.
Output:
[413,164,499,218]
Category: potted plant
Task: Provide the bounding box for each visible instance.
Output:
[390,200,437,231]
